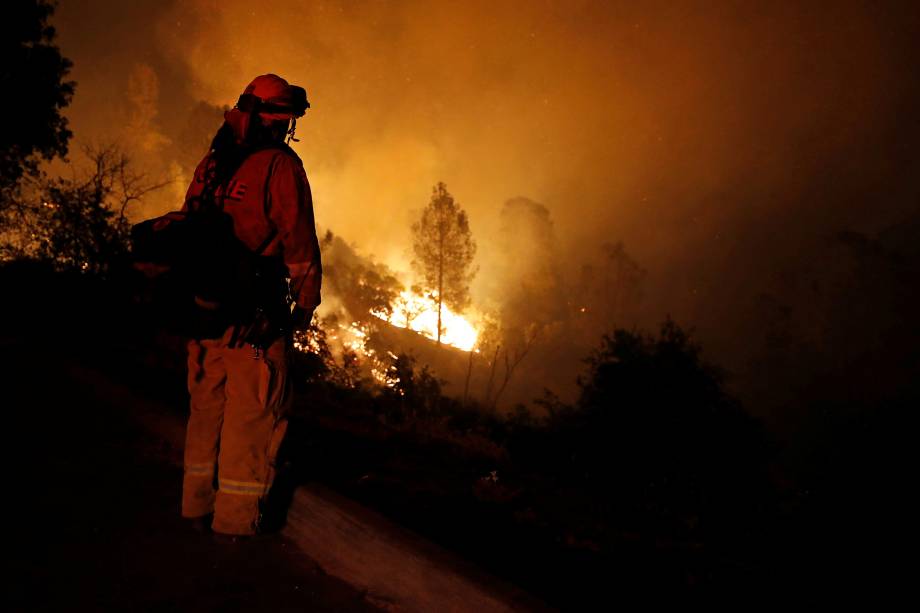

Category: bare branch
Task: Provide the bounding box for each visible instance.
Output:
[490,325,541,409]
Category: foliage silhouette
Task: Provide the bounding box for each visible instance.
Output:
[501,319,775,564]
[0,1,74,202]
[5,145,167,274]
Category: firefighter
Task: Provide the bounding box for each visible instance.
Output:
[180,74,321,537]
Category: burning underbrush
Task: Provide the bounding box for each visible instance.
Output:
[295,231,485,396]
[295,227,626,409]
[372,289,478,352]
[292,303,480,397]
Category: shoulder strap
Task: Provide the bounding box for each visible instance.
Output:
[253,226,278,256]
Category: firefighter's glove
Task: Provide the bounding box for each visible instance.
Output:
[291,305,315,332]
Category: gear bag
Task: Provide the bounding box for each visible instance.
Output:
[131,128,297,343]
[130,206,288,341]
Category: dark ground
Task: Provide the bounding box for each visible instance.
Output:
[2,264,909,608]
[4,335,376,613]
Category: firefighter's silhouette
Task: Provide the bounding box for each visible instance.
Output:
[180,74,321,536]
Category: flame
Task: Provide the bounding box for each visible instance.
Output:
[372,289,478,351]
[294,316,392,386]
[342,321,371,354]
[294,290,479,393]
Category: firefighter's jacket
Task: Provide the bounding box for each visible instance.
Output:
[183,145,322,311]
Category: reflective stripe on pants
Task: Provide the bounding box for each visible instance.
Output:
[182,328,291,534]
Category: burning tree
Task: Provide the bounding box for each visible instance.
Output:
[392,284,426,329]
[411,182,477,345]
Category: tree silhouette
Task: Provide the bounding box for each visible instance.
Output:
[12,145,168,274]
[553,319,771,528]
[0,1,74,205]
[600,241,645,322]
[495,197,565,328]
[411,182,477,344]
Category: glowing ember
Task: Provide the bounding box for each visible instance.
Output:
[372,290,478,351]
[343,321,371,354]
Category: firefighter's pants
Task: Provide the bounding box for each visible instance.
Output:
[182,328,290,535]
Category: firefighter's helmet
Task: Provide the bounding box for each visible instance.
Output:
[237,74,309,121]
